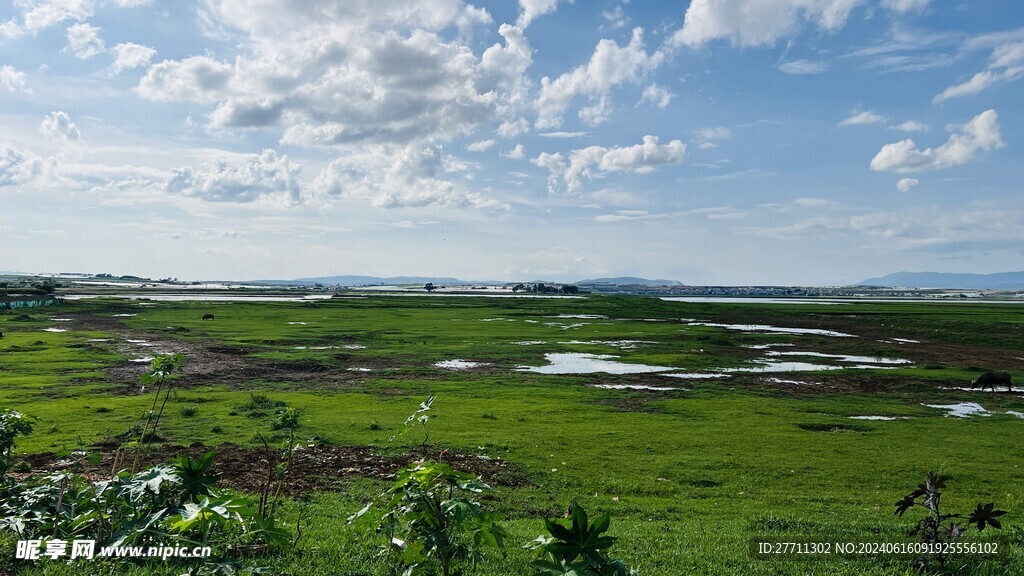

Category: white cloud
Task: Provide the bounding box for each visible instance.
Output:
[777,59,828,74]
[896,177,919,192]
[880,0,932,12]
[313,143,507,210]
[135,2,521,149]
[467,139,496,152]
[65,22,105,59]
[838,110,885,126]
[536,27,663,129]
[8,0,95,38]
[533,135,686,193]
[166,149,303,205]
[934,41,1024,103]
[601,4,629,30]
[870,109,1004,173]
[39,111,82,143]
[0,65,32,94]
[517,0,561,29]
[638,83,673,108]
[673,0,865,48]
[0,144,35,187]
[502,144,525,159]
[110,42,156,73]
[497,118,530,138]
[696,126,731,141]
[538,131,586,139]
[890,120,929,133]
[136,55,233,104]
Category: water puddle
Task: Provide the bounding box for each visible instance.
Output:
[891,338,919,344]
[43,328,68,332]
[87,338,110,342]
[342,344,366,350]
[511,340,547,345]
[849,415,908,421]
[480,318,516,322]
[50,318,73,321]
[294,346,338,350]
[545,322,589,330]
[551,314,608,319]
[126,339,148,344]
[560,339,656,350]
[593,384,678,391]
[1006,411,1024,419]
[287,321,309,325]
[765,351,911,365]
[435,360,488,370]
[661,373,729,379]
[923,402,991,418]
[687,322,856,338]
[130,356,155,363]
[744,343,794,350]
[730,361,847,373]
[347,367,373,372]
[765,377,817,385]
[517,353,673,375]
[113,313,137,317]
[940,386,1024,393]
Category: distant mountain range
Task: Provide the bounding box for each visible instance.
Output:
[860,271,1024,290]
[255,275,681,287]
[577,277,682,286]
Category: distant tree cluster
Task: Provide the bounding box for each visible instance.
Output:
[518,283,578,294]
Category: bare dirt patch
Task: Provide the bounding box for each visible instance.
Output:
[21,442,530,493]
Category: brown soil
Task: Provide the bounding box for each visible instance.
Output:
[21,442,530,493]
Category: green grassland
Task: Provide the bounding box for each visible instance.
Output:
[2,295,1024,575]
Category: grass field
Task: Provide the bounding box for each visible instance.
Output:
[2,294,1023,575]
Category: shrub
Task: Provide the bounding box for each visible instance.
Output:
[350,460,506,576]
[180,407,198,418]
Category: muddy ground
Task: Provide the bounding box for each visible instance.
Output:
[21,442,530,493]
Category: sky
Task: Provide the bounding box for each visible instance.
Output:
[1,0,1023,285]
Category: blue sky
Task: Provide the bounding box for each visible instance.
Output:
[1,0,1022,284]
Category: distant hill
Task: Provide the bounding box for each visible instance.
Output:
[578,277,682,287]
[860,272,1024,290]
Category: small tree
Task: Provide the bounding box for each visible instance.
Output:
[424,283,436,292]
[528,500,635,575]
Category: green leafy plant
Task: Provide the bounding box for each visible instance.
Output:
[132,353,186,470]
[895,472,1007,570]
[390,395,435,451]
[350,460,506,576]
[171,450,219,503]
[527,500,636,576]
[0,410,35,477]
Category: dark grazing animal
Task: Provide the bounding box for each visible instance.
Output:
[202,313,215,321]
[0,331,4,338]
[972,371,1013,392]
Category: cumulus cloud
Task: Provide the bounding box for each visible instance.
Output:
[533,135,686,193]
[502,144,525,159]
[0,144,36,186]
[110,42,156,73]
[673,0,865,48]
[165,149,304,205]
[896,177,919,192]
[638,83,673,108]
[0,0,95,39]
[838,110,885,126]
[135,2,524,148]
[870,109,1004,173]
[0,65,32,94]
[890,120,929,132]
[313,143,507,210]
[517,0,561,28]
[777,59,828,74]
[535,27,663,129]
[65,22,105,58]
[136,55,233,104]
[881,0,932,12]
[467,139,496,152]
[39,111,82,143]
[934,41,1024,103]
